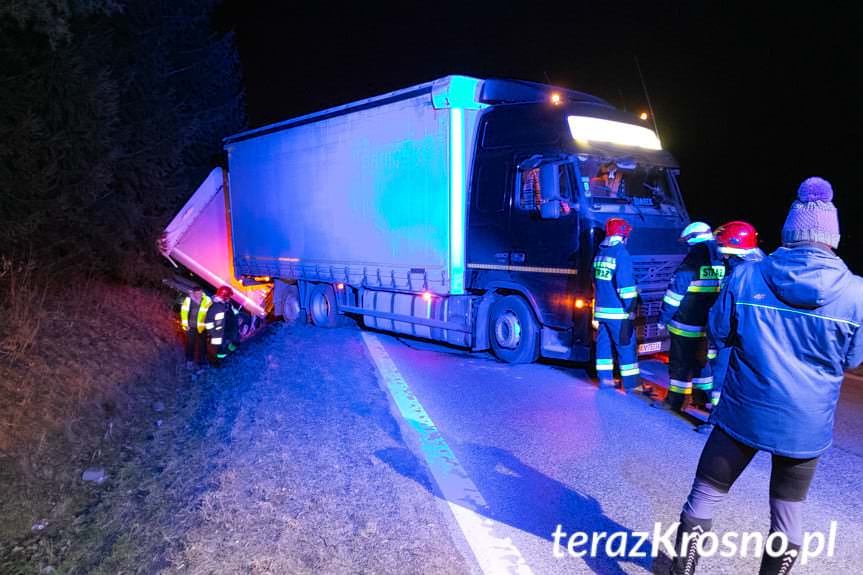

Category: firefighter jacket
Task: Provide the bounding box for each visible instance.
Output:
[204,299,235,348]
[592,236,638,320]
[181,294,212,334]
[659,240,724,336]
[708,245,863,458]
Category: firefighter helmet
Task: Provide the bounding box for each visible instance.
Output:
[680,221,714,245]
[215,285,234,299]
[605,217,633,239]
[715,221,758,255]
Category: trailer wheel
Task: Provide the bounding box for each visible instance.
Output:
[309,284,339,328]
[489,295,539,364]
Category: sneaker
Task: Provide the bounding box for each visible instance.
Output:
[695,423,714,434]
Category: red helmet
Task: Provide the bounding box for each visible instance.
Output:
[215,285,234,299]
[714,221,758,255]
[605,218,632,239]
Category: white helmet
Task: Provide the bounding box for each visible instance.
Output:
[680,221,714,245]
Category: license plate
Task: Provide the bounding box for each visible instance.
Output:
[638,341,662,354]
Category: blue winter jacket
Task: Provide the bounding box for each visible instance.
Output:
[709,248,766,394]
[708,245,863,458]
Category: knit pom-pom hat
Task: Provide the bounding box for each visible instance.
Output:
[781,177,840,248]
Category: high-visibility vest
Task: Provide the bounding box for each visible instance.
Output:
[180,294,212,333]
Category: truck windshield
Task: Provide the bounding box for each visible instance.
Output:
[576,155,680,216]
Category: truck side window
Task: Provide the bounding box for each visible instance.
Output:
[516,162,575,212]
[475,164,507,213]
[518,167,542,211]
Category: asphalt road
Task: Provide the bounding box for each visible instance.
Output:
[363,328,863,575]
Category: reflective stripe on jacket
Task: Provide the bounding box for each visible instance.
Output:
[659,240,724,328]
[181,295,213,333]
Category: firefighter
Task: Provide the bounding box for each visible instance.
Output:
[205,285,238,365]
[663,177,863,575]
[653,221,724,412]
[180,286,212,368]
[592,218,640,391]
[707,221,765,409]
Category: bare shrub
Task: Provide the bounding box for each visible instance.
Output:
[0,256,48,361]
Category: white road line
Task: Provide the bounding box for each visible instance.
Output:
[361,332,534,575]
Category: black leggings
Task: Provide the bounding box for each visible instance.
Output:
[683,426,819,545]
[697,426,818,501]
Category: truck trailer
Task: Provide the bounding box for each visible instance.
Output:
[222,75,688,363]
[159,167,271,338]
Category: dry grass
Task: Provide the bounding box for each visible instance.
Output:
[0,270,182,547]
[0,256,48,362]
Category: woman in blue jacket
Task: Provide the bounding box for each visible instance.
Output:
[663,177,863,575]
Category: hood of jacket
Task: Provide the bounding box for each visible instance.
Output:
[760,245,853,309]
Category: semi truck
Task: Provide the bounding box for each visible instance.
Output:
[175,75,691,363]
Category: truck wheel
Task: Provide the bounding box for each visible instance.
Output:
[309,284,339,328]
[489,295,539,364]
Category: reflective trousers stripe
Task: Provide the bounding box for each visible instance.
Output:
[707,348,718,360]
[692,376,713,387]
[210,337,223,345]
[669,379,692,394]
[620,366,640,377]
[663,295,681,307]
[668,321,706,337]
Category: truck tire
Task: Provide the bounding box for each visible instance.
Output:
[489,295,539,364]
[309,284,339,328]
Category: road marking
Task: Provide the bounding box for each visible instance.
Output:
[361,332,534,575]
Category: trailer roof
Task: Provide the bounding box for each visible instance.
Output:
[224,76,614,146]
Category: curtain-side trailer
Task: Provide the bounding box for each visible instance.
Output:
[223,75,689,363]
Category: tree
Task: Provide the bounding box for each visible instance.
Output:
[0,0,245,283]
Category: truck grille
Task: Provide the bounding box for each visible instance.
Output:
[631,254,684,341]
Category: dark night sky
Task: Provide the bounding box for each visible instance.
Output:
[217,1,861,271]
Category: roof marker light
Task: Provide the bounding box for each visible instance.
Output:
[551,93,562,105]
[639,112,649,121]
[422,291,433,302]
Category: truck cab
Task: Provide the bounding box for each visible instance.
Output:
[466,80,688,362]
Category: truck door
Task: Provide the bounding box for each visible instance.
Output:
[506,157,580,327]
[467,149,513,270]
